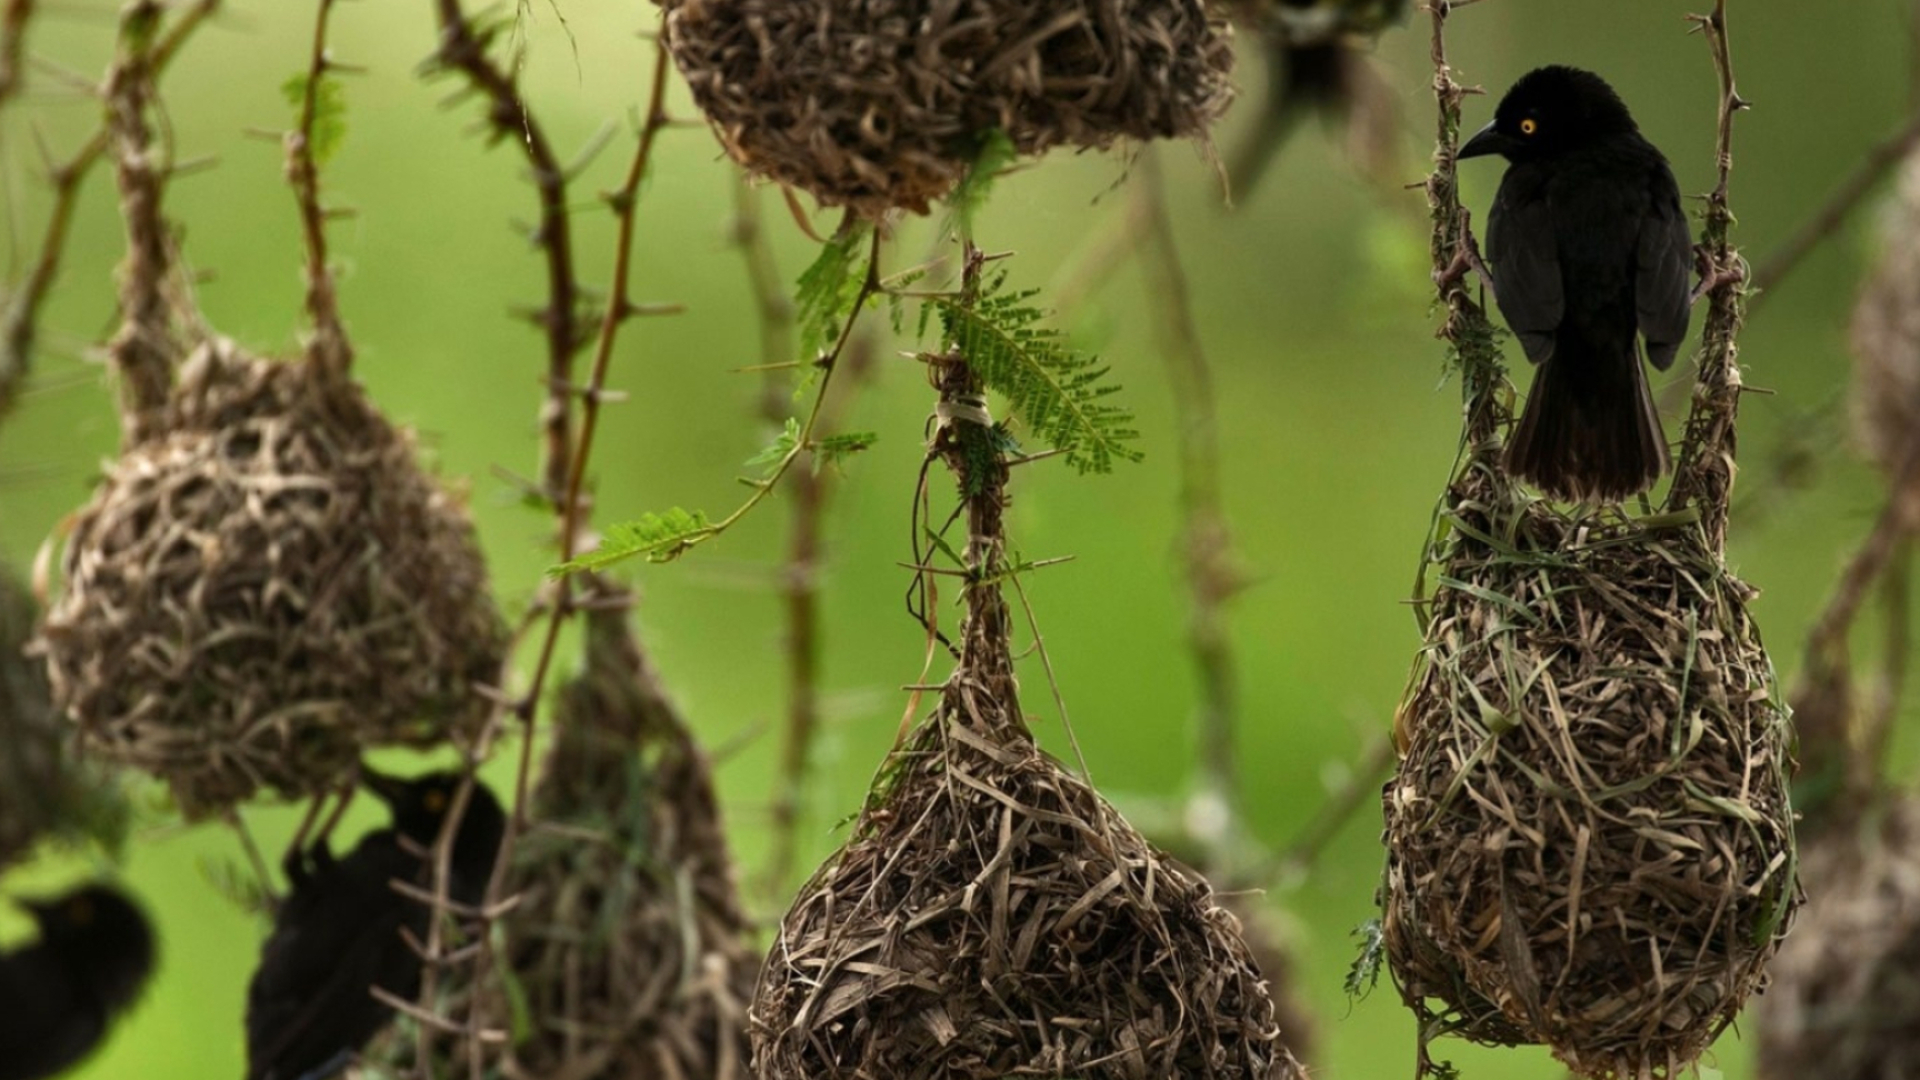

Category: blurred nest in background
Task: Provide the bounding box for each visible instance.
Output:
[39,339,505,818]
[1756,794,1920,1080]
[1,563,127,871]
[501,603,755,1078]
[367,601,756,1079]
[1851,149,1920,476]
[1382,498,1798,1079]
[661,0,1235,217]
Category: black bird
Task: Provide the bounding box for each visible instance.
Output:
[0,884,155,1080]
[244,770,505,1080]
[1459,65,1694,503]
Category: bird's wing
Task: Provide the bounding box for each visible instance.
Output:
[1636,164,1694,371]
[1486,176,1563,365]
[0,949,99,1080]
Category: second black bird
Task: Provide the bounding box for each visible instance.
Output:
[243,769,504,1080]
[0,884,155,1080]
[1459,65,1694,504]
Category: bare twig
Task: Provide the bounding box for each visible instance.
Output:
[0,0,216,420]
[1749,113,1920,305]
[1664,0,1749,554]
[1133,147,1251,874]
[1258,733,1395,883]
[285,0,349,375]
[0,0,30,107]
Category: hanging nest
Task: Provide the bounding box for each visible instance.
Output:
[1220,891,1316,1070]
[660,0,1235,217]
[364,598,754,1078]
[1381,496,1798,1079]
[751,354,1294,1080]
[1,563,127,870]
[1850,148,1920,475]
[38,338,506,818]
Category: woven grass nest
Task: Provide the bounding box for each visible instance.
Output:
[1754,794,1920,1080]
[1851,148,1920,475]
[38,338,505,818]
[1381,494,1798,1079]
[661,0,1235,217]
[366,603,755,1078]
[752,466,1295,1080]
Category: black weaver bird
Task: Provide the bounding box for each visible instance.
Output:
[243,769,505,1080]
[0,884,155,1080]
[1459,65,1694,503]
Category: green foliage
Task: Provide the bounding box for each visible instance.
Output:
[282,72,349,165]
[747,417,877,477]
[949,129,1017,237]
[1346,917,1385,1001]
[931,274,1140,474]
[553,508,711,573]
[795,225,872,369]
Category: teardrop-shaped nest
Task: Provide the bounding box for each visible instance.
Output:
[750,679,1296,1079]
[1851,148,1920,475]
[365,605,755,1078]
[38,339,506,818]
[1381,499,1799,1079]
[660,0,1235,217]
[1,563,127,870]
[1220,891,1316,1071]
[1754,794,1920,1080]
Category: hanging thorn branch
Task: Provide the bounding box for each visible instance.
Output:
[1666,0,1749,554]
[286,0,350,377]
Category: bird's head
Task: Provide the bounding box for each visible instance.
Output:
[362,767,506,865]
[1459,65,1637,163]
[17,884,157,1009]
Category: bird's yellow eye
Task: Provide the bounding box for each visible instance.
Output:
[1520,118,1539,136]
[423,789,448,814]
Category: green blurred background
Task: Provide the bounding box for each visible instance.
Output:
[1,1,1914,1077]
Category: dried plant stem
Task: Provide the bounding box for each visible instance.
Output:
[1263,732,1394,881]
[1750,111,1920,306]
[1665,0,1749,554]
[0,0,28,108]
[286,0,349,375]
[1,0,215,419]
[1134,147,1248,872]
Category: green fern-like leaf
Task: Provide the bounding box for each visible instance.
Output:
[282,72,349,165]
[813,430,878,474]
[747,418,802,475]
[553,508,712,574]
[1346,918,1385,1001]
[795,225,872,370]
[933,275,1140,474]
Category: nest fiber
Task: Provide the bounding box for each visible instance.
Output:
[495,611,755,1079]
[1756,795,1920,1080]
[40,339,505,817]
[1382,501,1798,1079]
[1851,149,1920,474]
[662,0,1235,217]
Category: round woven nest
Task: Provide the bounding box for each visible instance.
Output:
[661,0,1235,217]
[39,339,506,817]
[1381,497,1799,1079]
[751,498,1294,1080]
[1755,794,1920,1080]
[1851,148,1920,475]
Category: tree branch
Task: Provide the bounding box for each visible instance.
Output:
[285,0,350,376]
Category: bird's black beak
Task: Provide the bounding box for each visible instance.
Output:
[1458,120,1516,161]
[362,767,407,806]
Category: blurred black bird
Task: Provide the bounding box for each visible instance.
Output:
[1460,65,1694,503]
[243,769,504,1080]
[0,884,155,1080]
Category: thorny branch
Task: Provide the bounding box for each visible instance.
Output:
[411,8,680,1073]
[1134,147,1251,875]
[1664,0,1749,555]
[735,174,877,899]
[0,0,28,108]
[0,0,218,419]
[286,0,350,376]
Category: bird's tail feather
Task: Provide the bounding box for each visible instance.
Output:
[1505,338,1670,504]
